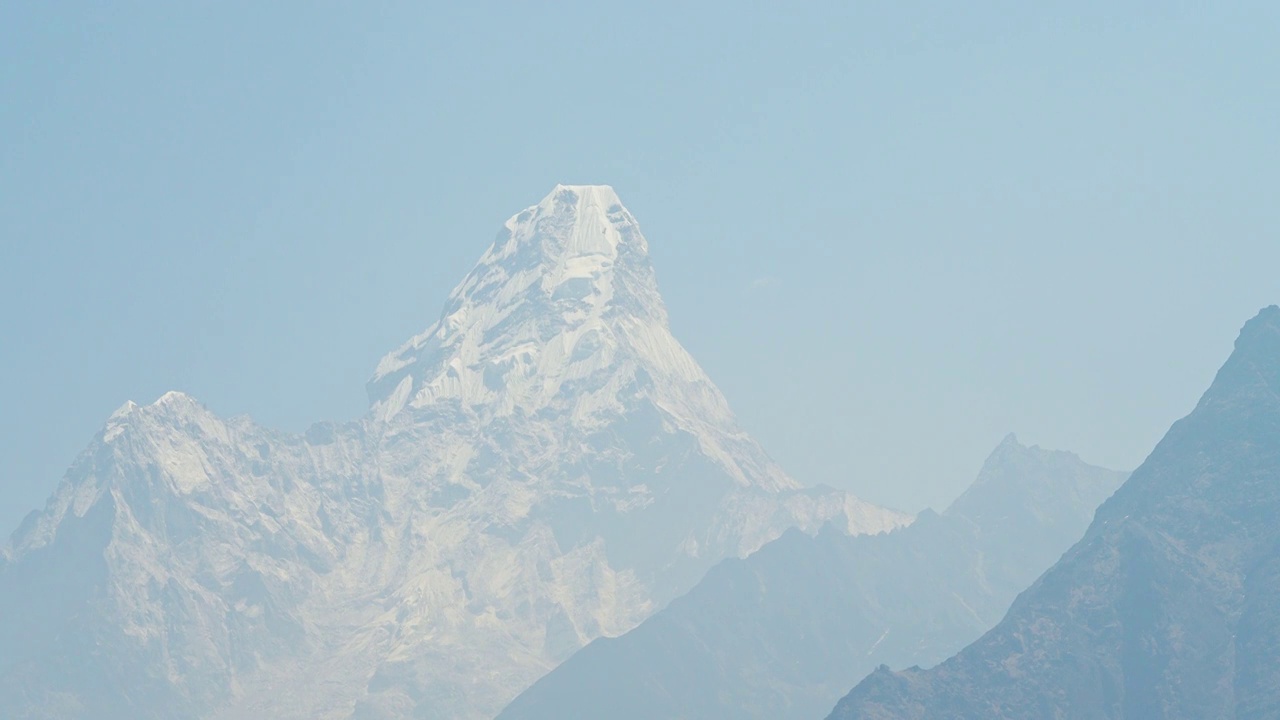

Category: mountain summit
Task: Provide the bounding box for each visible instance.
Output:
[371,185,665,416]
[0,185,907,720]
[367,184,788,490]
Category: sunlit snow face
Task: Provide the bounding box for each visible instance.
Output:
[369,185,677,423]
[360,185,794,494]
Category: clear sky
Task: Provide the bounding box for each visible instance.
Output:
[2,1,1278,532]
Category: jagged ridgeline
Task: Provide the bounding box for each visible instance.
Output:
[498,435,1126,720]
[0,186,907,720]
[828,306,1280,720]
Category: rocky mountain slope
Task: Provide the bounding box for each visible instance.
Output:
[498,435,1125,720]
[828,306,1280,719]
[0,185,908,720]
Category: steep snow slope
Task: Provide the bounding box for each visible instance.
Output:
[0,185,908,720]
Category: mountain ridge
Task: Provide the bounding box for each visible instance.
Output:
[827,305,1280,719]
[0,185,907,720]
[497,435,1126,720]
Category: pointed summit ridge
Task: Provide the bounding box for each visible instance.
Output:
[366,186,746,480]
[943,435,1125,542]
[370,185,659,415]
[488,184,649,280]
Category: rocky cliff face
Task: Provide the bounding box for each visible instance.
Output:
[497,435,1125,720]
[828,306,1280,720]
[0,185,907,720]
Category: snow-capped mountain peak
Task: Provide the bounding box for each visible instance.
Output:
[366,185,756,481]
[1,185,909,720]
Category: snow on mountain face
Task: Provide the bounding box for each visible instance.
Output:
[371,185,664,414]
[368,184,780,490]
[0,185,909,720]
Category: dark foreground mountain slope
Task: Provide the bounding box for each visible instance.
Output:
[830,305,1280,720]
[498,436,1125,720]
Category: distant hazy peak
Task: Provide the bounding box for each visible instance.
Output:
[943,433,1125,526]
[496,426,1124,720]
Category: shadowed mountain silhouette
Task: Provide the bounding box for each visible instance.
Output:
[828,305,1280,720]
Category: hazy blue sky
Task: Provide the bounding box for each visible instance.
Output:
[2,2,1278,532]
